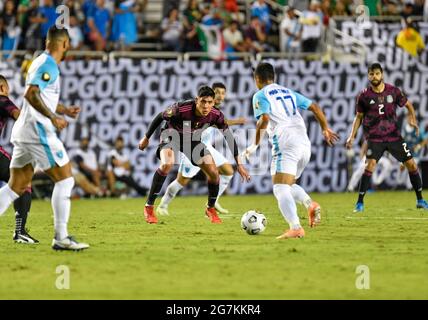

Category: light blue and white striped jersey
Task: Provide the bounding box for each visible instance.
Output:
[11,52,61,144]
[252,83,312,138]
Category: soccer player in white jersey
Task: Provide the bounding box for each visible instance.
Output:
[157,83,246,216]
[0,26,89,251]
[244,62,339,239]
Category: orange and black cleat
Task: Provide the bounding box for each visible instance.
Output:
[144,205,158,224]
[205,207,222,224]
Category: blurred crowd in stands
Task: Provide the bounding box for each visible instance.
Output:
[0,0,426,55]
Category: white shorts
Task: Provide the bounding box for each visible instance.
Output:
[178,146,229,178]
[270,133,311,178]
[10,139,70,171]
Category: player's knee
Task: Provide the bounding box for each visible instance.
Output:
[159,163,174,174]
[206,169,219,183]
[220,165,234,176]
[405,160,418,172]
[365,160,376,172]
[55,176,75,194]
[177,176,189,186]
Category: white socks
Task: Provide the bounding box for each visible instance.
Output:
[291,184,312,209]
[218,175,232,200]
[52,177,74,240]
[273,184,301,230]
[0,184,19,216]
[159,174,233,208]
[159,180,184,208]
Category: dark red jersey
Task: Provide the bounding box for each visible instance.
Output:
[356,83,408,143]
[0,95,18,135]
[161,99,228,136]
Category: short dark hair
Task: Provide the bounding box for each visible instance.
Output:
[198,85,215,98]
[0,75,7,85]
[212,82,226,90]
[254,62,275,82]
[47,25,69,42]
[368,62,383,73]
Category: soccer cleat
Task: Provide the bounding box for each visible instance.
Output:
[276,228,305,239]
[13,231,39,244]
[416,199,428,210]
[308,201,321,228]
[156,205,169,216]
[205,207,222,224]
[144,205,158,224]
[215,201,229,214]
[353,202,364,213]
[52,236,89,251]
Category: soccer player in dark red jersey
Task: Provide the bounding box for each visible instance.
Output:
[346,63,428,212]
[138,86,250,224]
[0,75,38,243]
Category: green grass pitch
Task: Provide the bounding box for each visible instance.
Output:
[0,192,427,299]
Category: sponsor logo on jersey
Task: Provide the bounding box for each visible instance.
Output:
[42,72,50,81]
[370,99,375,104]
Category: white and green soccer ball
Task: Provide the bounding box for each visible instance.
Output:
[241,211,267,235]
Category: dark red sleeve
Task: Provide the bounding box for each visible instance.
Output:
[162,102,180,121]
[214,111,228,130]
[3,97,19,118]
[355,92,365,114]
[395,87,408,107]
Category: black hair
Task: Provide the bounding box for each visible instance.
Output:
[368,62,383,73]
[116,136,124,142]
[212,82,226,90]
[0,75,7,85]
[254,62,275,82]
[47,25,70,42]
[198,85,215,98]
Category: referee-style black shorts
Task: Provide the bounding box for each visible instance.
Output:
[366,139,413,163]
[0,149,11,182]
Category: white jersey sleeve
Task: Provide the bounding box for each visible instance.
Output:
[11,52,61,145]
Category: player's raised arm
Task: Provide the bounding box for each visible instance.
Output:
[308,103,339,147]
[24,85,67,131]
[345,112,364,149]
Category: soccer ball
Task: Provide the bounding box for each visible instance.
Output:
[241,211,267,235]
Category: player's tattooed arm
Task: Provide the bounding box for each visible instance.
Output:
[24,85,68,130]
[56,103,81,119]
[404,101,419,137]
[309,103,339,146]
[345,112,364,149]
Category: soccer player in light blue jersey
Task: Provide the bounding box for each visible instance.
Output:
[0,26,89,251]
[244,62,339,239]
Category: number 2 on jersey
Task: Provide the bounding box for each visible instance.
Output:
[378,104,384,115]
[276,96,296,116]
